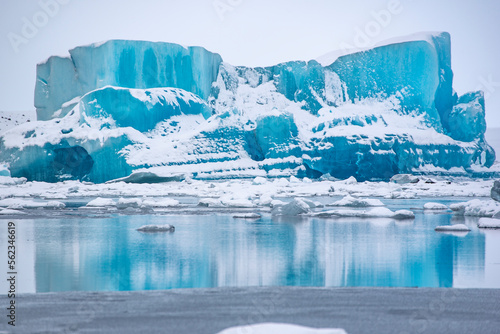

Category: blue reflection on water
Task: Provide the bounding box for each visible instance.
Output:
[12,205,497,293]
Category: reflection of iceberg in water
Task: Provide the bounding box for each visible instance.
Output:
[23,214,494,292]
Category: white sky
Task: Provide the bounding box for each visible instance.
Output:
[1,0,499,127]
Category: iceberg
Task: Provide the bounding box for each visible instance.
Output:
[0,33,496,183]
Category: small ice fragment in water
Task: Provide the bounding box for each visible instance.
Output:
[233,213,262,219]
[423,202,449,210]
[434,224,470,232]
[136,224,175,232]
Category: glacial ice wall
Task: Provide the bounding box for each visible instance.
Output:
[35,40,223,120]
[0,33,496,183]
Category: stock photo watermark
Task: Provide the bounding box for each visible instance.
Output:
[7,0,72,53]
[338,0,406,55]
[476,75,500,99]
[212,0,244,21]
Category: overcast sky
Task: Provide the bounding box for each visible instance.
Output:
[1,0,499,127]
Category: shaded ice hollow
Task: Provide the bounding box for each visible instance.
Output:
[0,32,496,183]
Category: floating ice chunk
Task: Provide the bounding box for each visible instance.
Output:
[270,199,286,208]
[233,213,262,219]
[313,207,414,220]
[0,208,26,215]
[252,177,268,185]
[450,199,500,217]
[424,202,449,210]
[390,174,419,184]
[86,197,116,207]
[216,323,347,334]
[198,198,224,207]
[301,198,324,208]
[0,198,65,209]
[330,195,384,207]
[392,210,416,219]
[107,172,185,184]
[254,194,273,207]
[385,191,418,199]
[274,178,290,187]
[343,176,357,184]
[0,176,27,185]
[46,201,66,209]
[478,218,500,229]
[492,180,500,202]
[221,197,255,208]
[435,224,471,232]
[141,198,180,208]
[117,197,143,209]
[289,176,301,183]
[136,224,175,232]
[272,198,311,216]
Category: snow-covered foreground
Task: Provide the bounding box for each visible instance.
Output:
[217,323,347,334]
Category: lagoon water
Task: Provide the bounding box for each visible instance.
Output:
[1,198,500,293]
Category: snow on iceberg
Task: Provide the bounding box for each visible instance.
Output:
[1,33,496,183]
[136,224,175,232]
[329,195,384,207]
[216,323,347,334]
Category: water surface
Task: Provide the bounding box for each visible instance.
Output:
[1,198,499,293]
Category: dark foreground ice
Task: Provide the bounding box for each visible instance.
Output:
[1,287,499,334]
